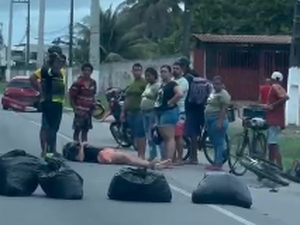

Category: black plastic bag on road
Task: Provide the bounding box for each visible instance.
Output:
[39,157,83,199]
[107,167,172,202]
[0,149,44,196]
[192,172,252,208]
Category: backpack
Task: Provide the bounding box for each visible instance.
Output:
[187,75,211,105]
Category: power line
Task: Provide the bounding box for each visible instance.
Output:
[30,24,69,36]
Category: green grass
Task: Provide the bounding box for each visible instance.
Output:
[227,125,300,169]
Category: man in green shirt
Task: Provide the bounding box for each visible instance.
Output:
[121,63,147,159]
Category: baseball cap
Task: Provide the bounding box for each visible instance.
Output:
[176,56,190,66]
[271,71,283,82]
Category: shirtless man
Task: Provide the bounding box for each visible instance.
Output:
[62,142,171,170]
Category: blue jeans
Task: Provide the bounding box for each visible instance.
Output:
[205,115,229,166]
[142,111,157,160]
[126,112,145,138]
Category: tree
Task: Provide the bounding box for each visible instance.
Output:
[192,0,294,34]
[73,0,295,63]
[74,4,161,63]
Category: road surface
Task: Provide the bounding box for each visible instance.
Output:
[0,109,299,225]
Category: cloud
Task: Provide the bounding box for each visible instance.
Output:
[0,0,123,45]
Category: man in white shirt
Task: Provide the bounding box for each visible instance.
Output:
[172,62,189,164]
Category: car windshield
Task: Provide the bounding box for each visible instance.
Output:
[7,79,33,89]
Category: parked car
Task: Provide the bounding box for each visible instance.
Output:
[1,76,41,111]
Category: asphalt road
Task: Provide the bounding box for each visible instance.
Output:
[0,109,299,225]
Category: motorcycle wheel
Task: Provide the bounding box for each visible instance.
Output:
[109,122,131,148]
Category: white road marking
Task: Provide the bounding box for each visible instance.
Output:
[26,116,256,225]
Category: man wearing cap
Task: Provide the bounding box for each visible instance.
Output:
[30,46,66,158]
[263,71,289,168]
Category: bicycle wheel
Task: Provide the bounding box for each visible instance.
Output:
[182,136,191,161]
[109,122,131,148]
[202,131,229,165]
[281,170,300,183]
[255,156,300,184]
[252,132,267,158]
[239,157,289,186]
[228,133,249,176]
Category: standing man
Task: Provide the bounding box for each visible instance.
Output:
[172,61,189,164]
[121,63,147,159]
[69,63,97,142]
[30,46,65,158]
[178,57,211,164]
[264,71,289,168]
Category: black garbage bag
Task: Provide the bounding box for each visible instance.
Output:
[192,172,252,208]
[39,157,83,199]
[0,149,44,196]
[107,167,172,202]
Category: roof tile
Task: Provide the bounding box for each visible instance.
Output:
[193,34,291,44]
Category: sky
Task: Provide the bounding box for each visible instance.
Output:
[0,0,123,46]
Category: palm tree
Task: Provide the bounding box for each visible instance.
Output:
[123,0,193,56]
[123,0,182,41]
[74,4,160,63]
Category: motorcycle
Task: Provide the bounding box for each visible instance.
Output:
[105,87,137,150]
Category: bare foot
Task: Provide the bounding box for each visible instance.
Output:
[150,159,172,170]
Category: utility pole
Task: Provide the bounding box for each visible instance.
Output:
[6,0,13,82]
[0,23,4,66]
[182,0,192,58]
[37,0,45,67]
[26,0,30,76]
[286,0,300,125]
[6,0,31,80]
[66,0,74,89]
[0,23,5,80]
[90,0,100,92]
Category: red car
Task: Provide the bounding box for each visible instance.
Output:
[1,76,41,111]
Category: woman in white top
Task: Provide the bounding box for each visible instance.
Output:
[140,67,160,160]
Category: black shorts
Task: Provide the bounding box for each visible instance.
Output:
[72,113,93,130]
[41,101,63,132]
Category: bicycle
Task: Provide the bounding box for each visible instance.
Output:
[239,155,300,186]
[228,106,268,176]
[182,105,234,164]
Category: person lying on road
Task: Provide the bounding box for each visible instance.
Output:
[62,142,171,170]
